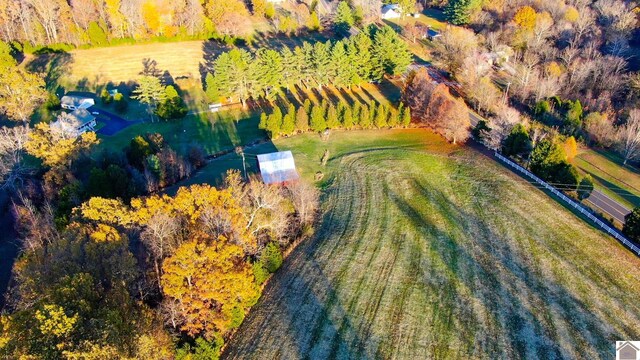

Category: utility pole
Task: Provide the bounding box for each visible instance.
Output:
[235,146,247,179]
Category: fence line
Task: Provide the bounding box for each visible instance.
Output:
[494,152,640,257]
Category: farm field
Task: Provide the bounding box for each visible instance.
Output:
[62,41,205,86]
[574,148,640,208]
[223,129,640,359]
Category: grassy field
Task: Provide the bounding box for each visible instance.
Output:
[94,109,265,156]
[62,41,205,86]
[222,129,640,359]
[574,148,640,208]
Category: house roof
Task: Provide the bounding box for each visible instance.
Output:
[69,108,96,126]
[618,341,640,351]
[257,151,299,184]
[382,4,400,12]
[61,95,95,108]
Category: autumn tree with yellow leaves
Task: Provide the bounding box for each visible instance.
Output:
[25,122,98,168]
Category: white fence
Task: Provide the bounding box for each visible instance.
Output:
[494,152,640,257]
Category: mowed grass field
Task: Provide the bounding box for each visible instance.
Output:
[63,41,205,85]
[223,130,640,359]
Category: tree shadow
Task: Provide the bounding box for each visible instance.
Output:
[25,50,74,90]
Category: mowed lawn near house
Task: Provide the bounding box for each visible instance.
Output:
[94,108,265,157]
[574,148,640,208]
[221,129,640,359]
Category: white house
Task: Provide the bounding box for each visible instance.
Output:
[381,4,401,19]
[257,151,299,185]
[60,95,95,111]
[51,108,96,138]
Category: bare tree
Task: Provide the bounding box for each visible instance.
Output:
[12,194,58,253]
[617,109,640,165]
[286,181,319,227]
[140,210,180,287]
[0,125,30,190]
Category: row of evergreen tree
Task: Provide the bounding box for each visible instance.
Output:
[205,25,414,106]
[259,99,411,139]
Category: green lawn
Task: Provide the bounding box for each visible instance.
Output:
[574,148,640,208]
[222,129,640,359]
[94,109,266,157]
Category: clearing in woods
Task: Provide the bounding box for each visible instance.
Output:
[223,130,640,359]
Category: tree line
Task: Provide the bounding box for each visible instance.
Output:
[1,167,319,358]
[0,0,395,50]
[259,98,412,139]
[205,26,413,107]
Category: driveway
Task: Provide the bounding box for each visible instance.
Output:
[92,108,141,136]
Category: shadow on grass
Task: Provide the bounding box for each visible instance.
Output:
[590,173,640,208]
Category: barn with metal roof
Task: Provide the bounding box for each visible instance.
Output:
[257,151,300,185]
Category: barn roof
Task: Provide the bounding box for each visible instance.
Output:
[257,151,299,184]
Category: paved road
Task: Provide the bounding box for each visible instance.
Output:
[587,190,631,223]
[92,108,141,136]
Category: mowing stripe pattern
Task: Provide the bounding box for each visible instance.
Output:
[223,147,640,360]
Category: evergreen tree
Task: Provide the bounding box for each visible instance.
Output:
[352,102,362,126]
[334,1,355,34]
[401,104,411,127]
[374,103,387,128]
[502,124,533,158]
[337,102,348,126]
[623,208,640,244]
[281,104,296,135]
[300,43,315,86]
[327,104,340,129]
[360,104,372,128]
[205,73,219,102]
[387,107,399,127]
[349,32,374,84]
[156,85,187,120]
[310,104,327,132]
[371,26,413,79]
[444,0,481,25]
[211,48,255,108]
[343,105,354,129]
[331,41,352,88]
[296,106,309,132]
[281,47,304,91]
[266,107,283,138]
[313,41,333,88]
[259,112,268,130]
[254,49,283,100]
[303,98,312,115]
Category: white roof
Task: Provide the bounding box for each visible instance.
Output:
[257,151,299,184]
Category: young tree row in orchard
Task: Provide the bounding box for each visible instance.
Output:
[205,26,413,108]
[258,99,412,139]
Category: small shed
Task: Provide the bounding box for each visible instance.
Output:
[60,95,95,111]
[257,151,300,185]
